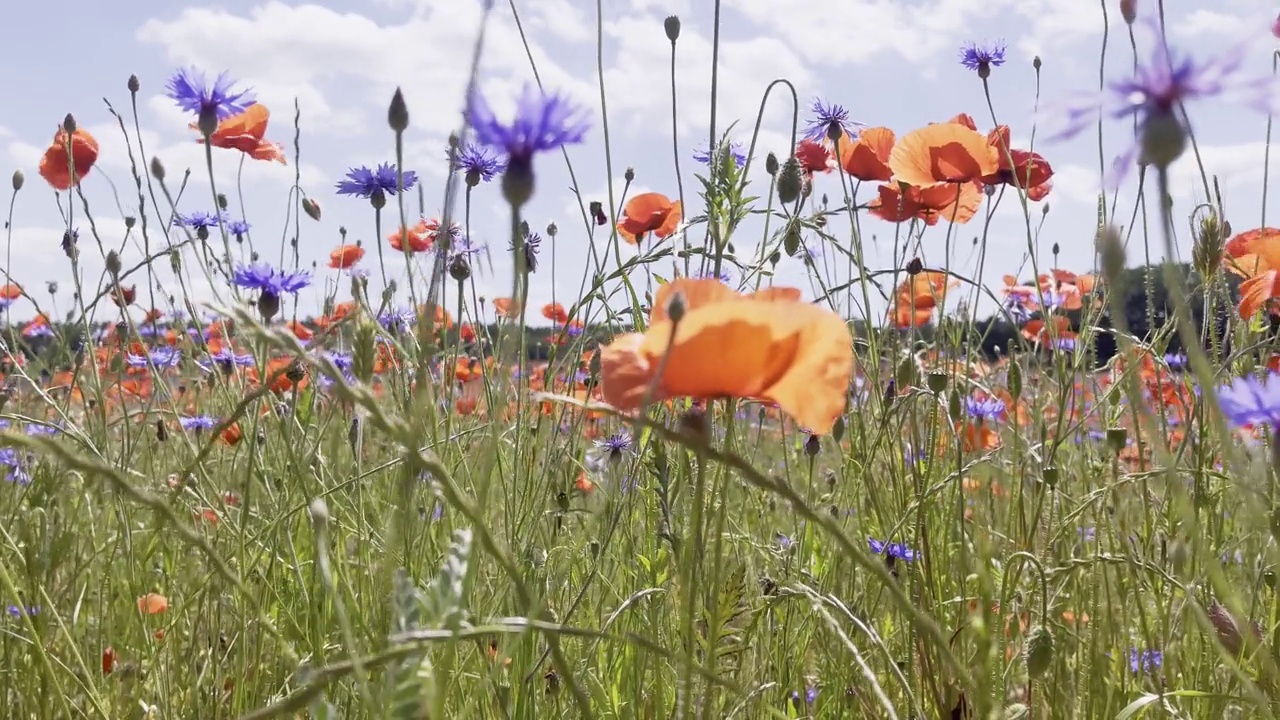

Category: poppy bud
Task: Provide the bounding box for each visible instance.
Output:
[1025,626,1055,679]
[776,156,803,204]
[831,416,845,443]
[256,291,280,322]
[105,250,122,277]
[150,156,165,181]
[62,113,77,134]
[666,290,687,324]
[11,170,22,191]
[302,197,322,221]
[905,257,923,275]
[127,74,140,93]
[948,388,962,422]
[1051,242,1059,257]
[388,87,410,132]
[1120,0,1137,24]
[765,152,779,176]
[664,15,680,43]
[449,253,471,281]
[1033,56,1042,71]
[546,222,558,238]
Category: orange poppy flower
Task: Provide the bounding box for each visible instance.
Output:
[389,220,432,253]
[195,104,286,164]
[220,423,243,446]
[982,126,1054,201]
[599,278,853,434]
[837,127,895,182]
[1225,227,1280,277]
[418,303,454,329]
[493,297,521,318]
[286,320,313,341]
[869,181,982,225]
[137,593,169,615]
[328,244,364,269]
[0,283,21,300]
[618,193,682,244]
[1239,271,1280,319]
[460,323,476,342]
[888,123,999,187]
[112,284,136,308]
[39,126,100,190]
[543,302,569,323]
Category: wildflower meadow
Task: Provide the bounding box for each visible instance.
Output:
[10,1,1280,718]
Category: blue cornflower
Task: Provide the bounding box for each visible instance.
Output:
[693,141,747,168]
[1165,352,1189,371]
[965,396,1006,422]
[452,142,507,183]
[6,605,38,618]
[1217,372,1280,428]
[1050,18,1279,183]
[179,415,218,431]
[126,347,182,370]
[959,40,1007,76]
[378,308,417,334]
[775,533,796,551]
[467,84,590,168]
[165,68,256,125]
[318,350,357,388]
[198,348,255,373]
[1128,649,1163,674]
[226,219,250,238]
[232,263,312,298]
[174,211,222,237]
[869,537,917,561]
[335,162,418,200]
[804,98,861,142]
[701,269,733,285]
[594,431,632,463]
[1054,337,1077,352]
[25,424,58,437]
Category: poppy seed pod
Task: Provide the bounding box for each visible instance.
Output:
[1105,427,1127,453]
[624,167,635,183]
[664,15,680,42]
[776,157,803,204]
[1033,56,1042,71]
[449,253,471,281]
[388,87,410,132]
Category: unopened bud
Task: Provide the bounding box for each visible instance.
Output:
[302,197,321,221]
[388,87,410,132]
[128,74,140,93]
[624,167,635,183]
[1033,56,1042,71]
[150,156,165,181]
[256,291,280,322]
[11,170,22,192]
[804,434,821,457]
[105,250,122,276]
[1025,626,1055,678]
[664,15,681,43]
[1120,0,1137,25]
[765,152,779,176]
[666,291,687,324]
[776,156,803,204]
[62,114,77,134]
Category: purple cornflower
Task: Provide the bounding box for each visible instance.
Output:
[125,347,182,370]
[173,211,222,237]
[23,324,52,339]
[165,68,256,124]
[179,415,218,431]
[959,40,1007,76]
[869,538,917,561]
[1054,337,1077,352]
[25,424,59,437]
[6,605,39,618]
[232,263,312,298]
[378,308,417,334]
[804,98,860,142]
[1217,372,1280,428]
[467,84,590,169]
[965,396,1006,422]
[226,219,250,238]
[513,232,541,273]
[1050,18,1279,183]
[335,163,418,200]
[199,348,255,373]
[594,431,633,463]
[1164,352,1189,371]
[1128,649,1163,674]
[775,533,796,551]
[701,268,733,285]
[452,142,507,184]
[693,141,747,168]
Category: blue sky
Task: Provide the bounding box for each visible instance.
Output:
[2,0,1278,327]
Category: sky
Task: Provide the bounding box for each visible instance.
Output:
[2,0,1279,329]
